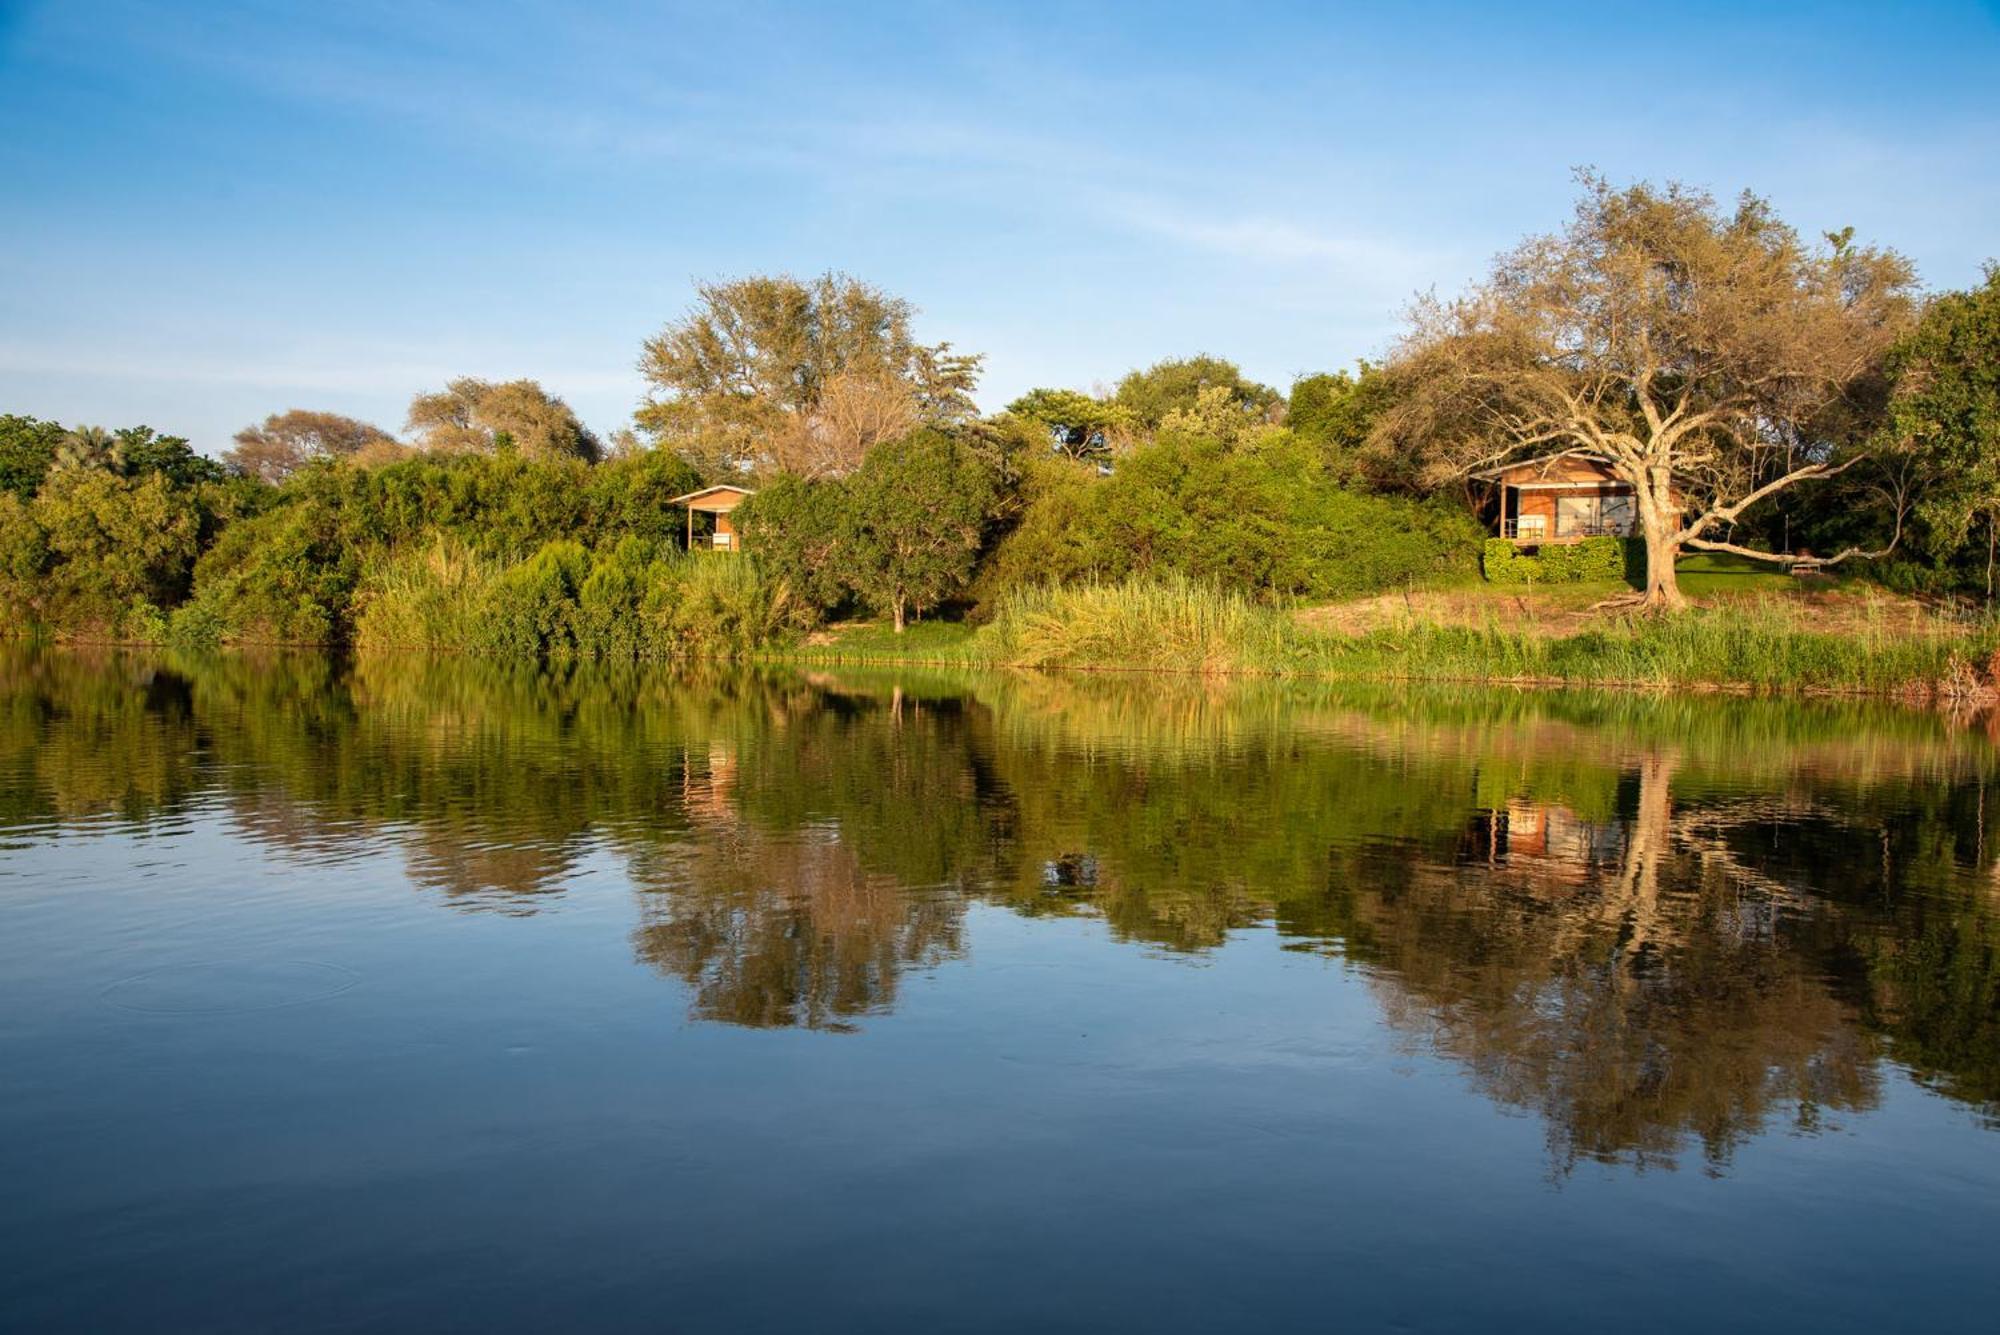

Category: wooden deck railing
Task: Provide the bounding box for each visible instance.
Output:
[1500,519,1635,540]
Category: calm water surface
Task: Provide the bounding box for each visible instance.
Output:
[2,651,1997,1332]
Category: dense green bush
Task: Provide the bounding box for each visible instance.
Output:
[479,540,592,659]
[979,432,1481,606]
[17,467,207,638]
[736,430,999,631]
[1482,536,1638,585]
[177,503,361,645]
[178,449,707,645]
[353,536,802,661]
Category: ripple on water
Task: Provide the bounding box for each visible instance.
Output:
[101,960,362,1014]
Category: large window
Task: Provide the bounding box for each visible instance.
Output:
[1555,492,1635,537]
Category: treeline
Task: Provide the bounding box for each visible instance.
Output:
[2,178,1996,655]
[0,291,1480,655]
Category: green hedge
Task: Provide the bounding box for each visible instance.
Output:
[1482,536,1640,585]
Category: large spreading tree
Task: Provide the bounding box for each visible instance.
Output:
[226,409,397,482]
[1377,174,1918,608]
[406,378,601,462]
[637,272,982,478]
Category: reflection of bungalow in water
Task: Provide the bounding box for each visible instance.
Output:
[670,484,755,551]
[1462,801,1628,883]
[1474,456,1680,545]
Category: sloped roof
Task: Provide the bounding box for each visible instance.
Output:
[667,484,756,509]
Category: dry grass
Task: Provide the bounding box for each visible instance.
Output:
[1295,581,1964,640]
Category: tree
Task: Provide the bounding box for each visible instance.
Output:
[54,425,121,472]
[1376,174,1918,608]
[1884,264,2000,594]
[845,431,996,632]
[33,465,203,620]
[112,426,225,488]
[733,474,854,614]
[1287,364,1414,491]
[1155,384,1284,448]
[0,414,64,499]
[636,272,982,476]
[406,377,602,462]
[1003,387,1135,461]
[1112,354,1281,431]
[227,410,396,483]
[768,370,920,479]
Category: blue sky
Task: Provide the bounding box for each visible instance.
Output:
[2,0,1997,453]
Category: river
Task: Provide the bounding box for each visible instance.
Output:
[2,650,1996,1332]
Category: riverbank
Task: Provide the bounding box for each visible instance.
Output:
[772,578,2000,703]
[16,571,1996,704]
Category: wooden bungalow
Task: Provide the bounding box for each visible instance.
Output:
[669,484,755,551]
[1474,456,1674,545]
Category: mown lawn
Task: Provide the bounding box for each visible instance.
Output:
[1676,551,1813,597]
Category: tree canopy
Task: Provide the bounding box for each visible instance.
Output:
[637,272,982,477]
[1888,264,2000,590]
[227,410,397,482]
[1003,387,1135,461]
[1113,355,1281,430]
[1376,173,1918,607]
[406,378,601,462]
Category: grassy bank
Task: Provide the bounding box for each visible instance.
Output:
[778,576,2000,701]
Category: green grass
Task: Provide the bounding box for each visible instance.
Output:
[757,575,2000,700]
[786,618,981,663]
[1676,551,1811,597]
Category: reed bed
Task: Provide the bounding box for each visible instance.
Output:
[793,577,2000,700]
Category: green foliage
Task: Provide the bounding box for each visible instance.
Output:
[112,426,227,488]
[182,503,360,644]
[0,414,63,500]
[1286,364,1412,491]
[1482,536,1639,585]
[30,467,203,637]
[1113,354,1281,429]
[478,540,592,659]
[583,448,705,544]
[733,474,852,614]
[0,493,50,620]
[1003,387,1134,460]
[981,432,1482,606]
[844,431,997,631]
[1887,264,2000,582]
[737,429,997,632]
[353,537,802,662]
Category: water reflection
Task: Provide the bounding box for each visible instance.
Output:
[3,647,1997,1172]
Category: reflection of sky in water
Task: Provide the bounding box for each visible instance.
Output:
[2,655,1997,1332]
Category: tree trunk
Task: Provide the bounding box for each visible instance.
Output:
[1635,466,1686,611]
[892,596,906,634]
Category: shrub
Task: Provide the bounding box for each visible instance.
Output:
[477,540,592,660]
[650,552,801,658]
[31,467,203,636]
[980,433,1481,607]
[1482,536,1638,585]
[182,504,359,644]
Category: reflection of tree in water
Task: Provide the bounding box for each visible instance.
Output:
[1327,751,1886,1172]
[3,648,1997,1155]
[628,741,966,1030]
